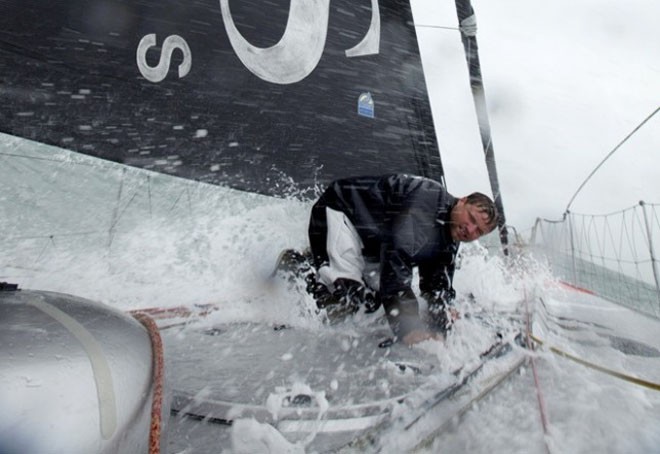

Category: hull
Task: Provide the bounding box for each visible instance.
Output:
[0,288,166,454]
[165,321,433,452]
[163,321,523,452]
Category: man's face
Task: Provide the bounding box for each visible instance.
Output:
[449,198,492,242]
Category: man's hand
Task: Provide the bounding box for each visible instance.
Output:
[402,330,445,346]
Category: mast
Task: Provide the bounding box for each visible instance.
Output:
[454,0,510,254]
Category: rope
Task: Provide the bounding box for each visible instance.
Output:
[131,312,166,454]
[523,294,552,454]
[528,334,660,392]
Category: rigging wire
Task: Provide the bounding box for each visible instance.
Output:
[414,24,459,31]
[565,106,660,214]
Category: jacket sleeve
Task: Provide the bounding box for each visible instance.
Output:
[419,257,456,299]
[380,289,425,339]
[378,243,427,338]
[418,258,456,332]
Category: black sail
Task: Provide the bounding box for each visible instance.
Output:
[0,0,444,196]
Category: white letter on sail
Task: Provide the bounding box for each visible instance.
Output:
[136,34,192,83]
[345,0,380,57]
[220,0,330,85]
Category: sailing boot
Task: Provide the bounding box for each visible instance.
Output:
[335,278,381,312]
[272,249,313,280]
[305,274,355,323]
[324,278,382,323]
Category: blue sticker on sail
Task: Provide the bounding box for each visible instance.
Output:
[358,92,375,118]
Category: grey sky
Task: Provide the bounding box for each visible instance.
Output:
[412,0,660,233]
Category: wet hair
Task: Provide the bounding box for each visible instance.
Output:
[465,192,499,232]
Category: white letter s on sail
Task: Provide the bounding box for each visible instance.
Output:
[136,34,192,83]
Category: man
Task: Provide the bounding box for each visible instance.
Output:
[307,174,498,345]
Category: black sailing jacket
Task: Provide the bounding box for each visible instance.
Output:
[309,174,459,336]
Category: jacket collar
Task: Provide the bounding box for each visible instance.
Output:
[435,193,457,224]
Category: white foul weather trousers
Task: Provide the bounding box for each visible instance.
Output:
[316,207,380,291]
